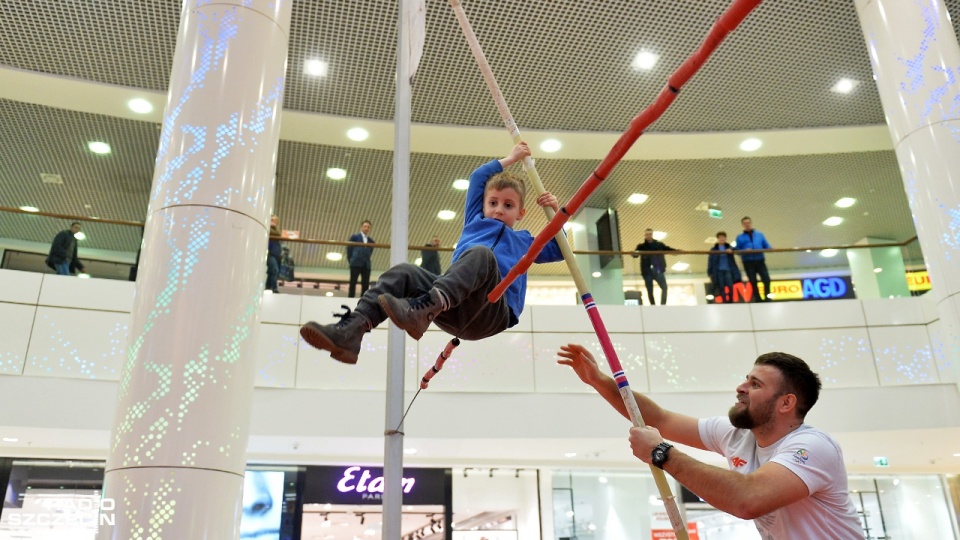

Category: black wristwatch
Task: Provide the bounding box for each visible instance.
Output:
[651,442,674,469]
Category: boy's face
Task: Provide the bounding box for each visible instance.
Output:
[483,187,525,227]
[717,234,727,243]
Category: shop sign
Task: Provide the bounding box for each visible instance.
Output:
[304,465,447,505]
[711,276,854,303]
[906,271,931,292]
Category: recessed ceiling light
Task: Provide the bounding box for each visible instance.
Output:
[88,141,111,155]
[704,236,717,244]
[437,210,456,220]
[414,257,422,266]
[19,206,39,213]
[873,267,883,273]
[403,448,418,455]
[706,294,715,300]
[74,232,87,241]
[346,127,369,142]
[739,138,762,152]
[831,78,860,94]
[632,50,659,71]
[326,252,343,261]
[452,179,470,190]
[835,197,856,208]
[78,273,91,279]
[305,59,329,77]
[953,453,960,457]
[652,231,667,241]
[627,193,649,204]
[324,291,333,297]
[564,452,577,458]
[671,262,689,271]
[540,139,562,153]
[823,216,844,226]
[127,98,154,114]
[326,168,347,180]
[820,248,839,258]
[2,437,18,443]
[598,476,608,484]
[592,271,602,278]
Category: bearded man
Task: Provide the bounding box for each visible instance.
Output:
[558,344,863,540]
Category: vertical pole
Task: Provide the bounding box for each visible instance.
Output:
[855,0,960,382]
[383,0,413,536]
[97,1,291,538]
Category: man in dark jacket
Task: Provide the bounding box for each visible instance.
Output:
[420,235,442,275]
[46,222,85,276]
[707,231,742,303]
[735,217,772,302]
[633,228,677,305]
[347,220,375,298]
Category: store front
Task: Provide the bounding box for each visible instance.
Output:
[301,465,451,540]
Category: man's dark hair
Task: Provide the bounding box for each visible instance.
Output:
[645,228,653,233]
[755,352,821,418]
[741,216,751,223]
[717,231,727,237]
[71,222,81,227]
[362,220,372,226]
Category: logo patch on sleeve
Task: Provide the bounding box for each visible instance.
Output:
[792,449,809,464]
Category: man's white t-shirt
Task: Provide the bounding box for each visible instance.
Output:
[699,417,864,539]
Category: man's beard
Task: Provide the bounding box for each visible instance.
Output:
[728,396,777,429]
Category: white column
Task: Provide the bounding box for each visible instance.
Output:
[98,1,291,538]
[855,0,960,382]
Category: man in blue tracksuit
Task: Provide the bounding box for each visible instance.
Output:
[735,217,772,302]
[300,142,564,364]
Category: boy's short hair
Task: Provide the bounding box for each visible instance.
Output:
[741,216,751,222]
[485,172,527,206]
[717,231,727,238]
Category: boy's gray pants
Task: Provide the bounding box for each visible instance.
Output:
[354,246,511,340]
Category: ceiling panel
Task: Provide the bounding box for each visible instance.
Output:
[3,0,957,132]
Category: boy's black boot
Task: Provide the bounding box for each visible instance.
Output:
[378,288,444,340]
[300,306,369,364]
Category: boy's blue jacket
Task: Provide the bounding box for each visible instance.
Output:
[452,160,564,327]
[735,229,771,262]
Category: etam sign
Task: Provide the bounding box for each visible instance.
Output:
[304,465,448,506]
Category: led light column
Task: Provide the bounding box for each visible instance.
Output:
[856,0,960,382]
[97,1,291,538]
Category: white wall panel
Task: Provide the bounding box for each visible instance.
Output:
[38,274,134,312]
[532,332,648,394]
[254,323,299,388]
[530,305,591,333]
[0,303,35,374]
[530,304,643,334]
[260,292,302,325]
[868,326,939,386]
[751,299,866,331]
[645,332,755,392]
[642,304,752,333]
[919,296,940,324]
[24,306,128,380]
[416,331,534,393]
[862,298,926,326]
[507,307,533,333]
[0,269,42,304]
[755,328,878,388]
[926,319,957,384]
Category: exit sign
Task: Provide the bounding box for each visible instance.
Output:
[873,456,890,468]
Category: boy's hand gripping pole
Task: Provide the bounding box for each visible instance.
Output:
[486,0,765,304]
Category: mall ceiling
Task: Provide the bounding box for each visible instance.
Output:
[2,0,957,275]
